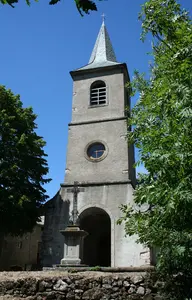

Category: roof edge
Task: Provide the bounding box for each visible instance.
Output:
[70,63,129,79]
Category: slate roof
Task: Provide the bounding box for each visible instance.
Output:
[76,20,121,71]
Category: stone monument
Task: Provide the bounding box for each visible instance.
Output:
[59,182,88,266]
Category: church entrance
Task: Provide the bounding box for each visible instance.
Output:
[79,207,111,267]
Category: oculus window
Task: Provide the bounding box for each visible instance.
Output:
[86,142,107,162]
[90,81,106,106]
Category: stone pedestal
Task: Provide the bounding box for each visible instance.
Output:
[60,226,88,266]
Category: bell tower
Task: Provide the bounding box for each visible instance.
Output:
[42,21,150,268]
[65,20,135,185]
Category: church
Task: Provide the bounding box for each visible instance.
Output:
[42,20,151,268]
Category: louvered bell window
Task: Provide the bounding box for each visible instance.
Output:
[90,81,106,106]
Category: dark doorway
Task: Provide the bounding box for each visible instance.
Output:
[79,207,111,267]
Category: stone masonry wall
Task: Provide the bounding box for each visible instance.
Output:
[0,270,160,300]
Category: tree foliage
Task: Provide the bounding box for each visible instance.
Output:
[0,86,50,235]
[118,0,192,298]
[0,0,101,16]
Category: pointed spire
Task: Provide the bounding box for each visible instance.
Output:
[77,20,120,71]
[89,20,117,64]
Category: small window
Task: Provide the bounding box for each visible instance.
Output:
[87,143,105,159]
[90,80,106,106]
[85,141,108,162]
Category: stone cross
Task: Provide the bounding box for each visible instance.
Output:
[67,181,84,225]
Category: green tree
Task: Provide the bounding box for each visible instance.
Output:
[118,0,192,298]
[0,0,101,16]
[0,86,50,235]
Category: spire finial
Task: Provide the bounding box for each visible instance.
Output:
[101,13,106,24]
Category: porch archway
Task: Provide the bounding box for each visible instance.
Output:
[79,207,111,267]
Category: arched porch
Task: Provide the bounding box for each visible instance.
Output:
[79,207,111,267]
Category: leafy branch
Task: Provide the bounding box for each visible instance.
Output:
[0,0,102,15]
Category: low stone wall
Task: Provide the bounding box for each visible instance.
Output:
[0,270,159,300]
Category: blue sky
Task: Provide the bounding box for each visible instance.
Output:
[0,0,191,199]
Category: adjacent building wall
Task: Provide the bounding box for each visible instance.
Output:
[0,223,43,271]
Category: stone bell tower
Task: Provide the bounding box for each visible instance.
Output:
[42,21,150,268]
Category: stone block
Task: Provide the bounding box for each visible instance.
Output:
[39,280,53,292]
[123,280,130,287]
[82,288,108,300]
[53,279,68,291]
[46,291,56,299]
[117,280,123,286]
[136,286,145,295]
[66,291,75,300]
[146,288,152,295]
[131,275,143,284]
[75,289,84,294]
[102,284,112,289]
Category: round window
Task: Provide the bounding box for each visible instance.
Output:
[86,142,106,161]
